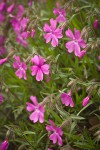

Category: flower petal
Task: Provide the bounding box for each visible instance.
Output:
[44,33,52,43]
[41,64,50,75]
[31,66,38,76]
[74,28,81,40]
[31,55,39,65]
[50,133,57,144]
[43,23,51,32]
[30,96,38,105]
[36,69,43,81]
[15,69,23,79]
[29,111,39,123]
[65,28,75,40]
[39,112,44,123]
[65,41,74,53]
[51,35,58,47]
[26,102,35,112]
[50,18,57,30]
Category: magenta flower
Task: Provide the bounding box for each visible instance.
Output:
[53,3,66,23]
[0,94,4,105]
[26,96,45,123]
[31,55,50,81]
[46,120,63,146]
[60,91,74,107]
[43,18,63,47]
[7,3,15,14]
[94,19,99,29]
[0,57,8,65]
[13,55,27,80]
[0,139,9,150]
[65,28,86,57]
[82,96,90,107]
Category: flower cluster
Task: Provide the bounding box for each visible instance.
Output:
[13,55,50,81]
[43,4,86,58]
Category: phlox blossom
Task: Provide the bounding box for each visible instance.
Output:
[53,3,66,23]
[65,28,86,57]
[46,119,63,146]
[60,90,74,107]
[43,18,63,47]
[26,96,45,123]
[31,55,50,81]
[13,55,27,80]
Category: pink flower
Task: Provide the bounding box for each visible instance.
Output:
[82,96,90,107]
[94,19,99,29]
[26,96,45,123]
[0,94,4,105]
[7,3,15,14]
[46,120,63,146]
[31,55,50,81]
[0,57,8,65]
[43,18,63,47]
[13,55,27,80]
[48,148,52,150]
[53,3,66,23]
[60,91,74,107]
[0,139,9,150]
[65,28,86,57]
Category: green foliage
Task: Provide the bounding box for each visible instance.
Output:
[0,0,100,150]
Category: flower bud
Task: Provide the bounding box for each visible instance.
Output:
[82,96,90,107]
[94,19,99,29]
[0,139,9,150]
